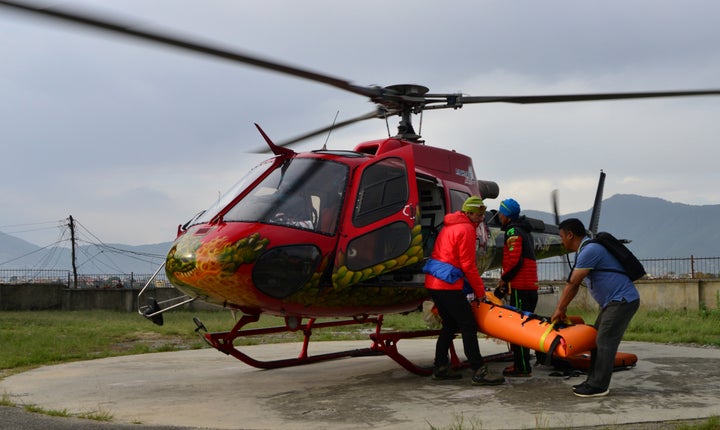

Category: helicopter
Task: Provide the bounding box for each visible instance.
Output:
[3,1,719,375]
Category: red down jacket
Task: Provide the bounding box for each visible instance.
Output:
[501,216,538,291]
[424,211,486,298]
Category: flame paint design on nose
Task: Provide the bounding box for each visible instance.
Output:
[166,230,270,306]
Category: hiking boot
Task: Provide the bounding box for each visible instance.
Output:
[573,382,609,398]
[503,365,532,377]
[471,365,505,386]
[432,364,462,380]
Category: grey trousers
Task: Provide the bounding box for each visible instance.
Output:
[587,298,640,390]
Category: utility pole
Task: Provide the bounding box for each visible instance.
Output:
[68,215,78,288]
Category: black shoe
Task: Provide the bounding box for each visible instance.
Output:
[432,364,462,380]
[573,383,609,398]
[572,380,589,390]
[471,365,505,386]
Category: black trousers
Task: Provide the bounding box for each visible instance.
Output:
[508,289,538,372]
[429,289,484,370]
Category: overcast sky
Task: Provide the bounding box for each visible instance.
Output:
[1,0,719,247]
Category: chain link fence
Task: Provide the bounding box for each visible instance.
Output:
[2,256,720,287]
[536,256,720,281]
[0,269,170,288]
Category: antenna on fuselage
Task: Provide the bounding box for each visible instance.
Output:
[322,111,340,150]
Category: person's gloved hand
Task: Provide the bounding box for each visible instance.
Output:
[493,284,507,299]
[483,293,504,306]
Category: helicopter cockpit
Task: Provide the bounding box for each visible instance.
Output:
[221,158,348,235]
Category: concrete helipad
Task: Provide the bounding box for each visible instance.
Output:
[2,339,720,429]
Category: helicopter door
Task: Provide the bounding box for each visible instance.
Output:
[332,148,421,289]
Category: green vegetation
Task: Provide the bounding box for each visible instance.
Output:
[0,309,426,372]
[570,307,720,347]
[427,415,720,430]
[76,408,114,422]
[674,416,720,430]
[0,393,14,407]
[23,404,70,417]
[2,307,720,373]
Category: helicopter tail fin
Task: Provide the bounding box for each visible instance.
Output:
[254,123,295,156]
[551,169,606,234]
[587,170,606,237]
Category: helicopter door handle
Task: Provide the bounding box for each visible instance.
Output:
[402,204,416,220]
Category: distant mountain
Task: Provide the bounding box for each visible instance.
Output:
[0,231,41,266]
[1,194,719,275]
[526,193,720,258]
[0,232,172,275]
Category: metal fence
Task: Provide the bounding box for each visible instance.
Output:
[536,256,720,281]
[2,256,720,288]
[0,269,170,288]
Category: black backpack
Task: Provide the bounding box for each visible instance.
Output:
[585,232,646,281]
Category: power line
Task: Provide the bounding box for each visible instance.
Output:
[0,240,66,267]
[1,216,167,276]
[0,219,67,243]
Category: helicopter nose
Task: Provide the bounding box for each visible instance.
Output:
[166,226,326,306]
[252,245,322,299]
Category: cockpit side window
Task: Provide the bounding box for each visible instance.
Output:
[449,189,471,213]
[352,157,408,228]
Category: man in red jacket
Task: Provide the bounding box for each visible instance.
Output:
[495,198,539,377]
[423,196,505,385]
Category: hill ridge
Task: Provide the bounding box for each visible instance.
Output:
[3,194,720,274]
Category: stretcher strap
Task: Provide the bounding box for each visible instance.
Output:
[538,323,555,353]
[544,337,563,365]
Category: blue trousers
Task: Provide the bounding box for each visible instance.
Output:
[588,298,640,390]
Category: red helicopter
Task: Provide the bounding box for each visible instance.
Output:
[4,0,719,375]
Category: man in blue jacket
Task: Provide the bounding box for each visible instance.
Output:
[551,218,640,398]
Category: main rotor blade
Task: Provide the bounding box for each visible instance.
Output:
[459,90,720,105]
[0,0,377,99]
[251,109,388,153]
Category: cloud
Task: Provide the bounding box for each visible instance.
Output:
[1,0,719,245]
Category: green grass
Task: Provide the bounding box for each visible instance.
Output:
[2,307,720,373]
[23,404,70,417]
[569,307,720,347]
[0,309,422,372]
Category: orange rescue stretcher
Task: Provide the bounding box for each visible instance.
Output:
[471,300,638,370]
[471,300,598,360]
[563,351,638,371]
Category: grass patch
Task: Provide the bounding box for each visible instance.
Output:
[568,307,720,347]
[0,393,15,407]
[2,307,719,373]
[0,310,419,372]
[0,310,207,371]
[676,416,720,430]
[76,408,114,422]
[23,404,70,417]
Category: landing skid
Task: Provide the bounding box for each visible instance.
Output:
[194,314,511,376]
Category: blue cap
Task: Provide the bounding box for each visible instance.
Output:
[499,198,521,219]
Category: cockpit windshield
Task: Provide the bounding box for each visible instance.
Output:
[222,158,348,234]
[184,158,276,228]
